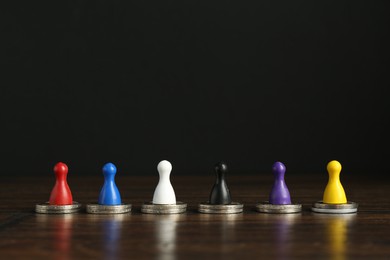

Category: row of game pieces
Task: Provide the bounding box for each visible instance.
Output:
[35,160,358,215]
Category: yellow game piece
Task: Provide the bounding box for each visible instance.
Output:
[323,160,347,204]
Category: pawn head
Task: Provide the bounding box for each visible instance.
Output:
[54,162,68,176]
[327,160,342,176]
[214,162,228,175]
[103,162,117,177]
[157,160,172,174]
[272,161,286,177]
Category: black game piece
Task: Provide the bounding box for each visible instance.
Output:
[198,162,243,214]
[209,162,232,205]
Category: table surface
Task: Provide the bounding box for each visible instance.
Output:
[0,174,389,259]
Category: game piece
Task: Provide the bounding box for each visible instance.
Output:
[256,162,302,213]
[152,160,176,204]
[35,162,82,214]
[312,160,358,214]
[209,162,232,204]
[323,160,347,204]
[86,163,131,214]
[198,162,243,214]
[141,160,187,214]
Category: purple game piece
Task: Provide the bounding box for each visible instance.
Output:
[269,162,292,205]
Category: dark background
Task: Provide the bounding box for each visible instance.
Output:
[1,1,389,177]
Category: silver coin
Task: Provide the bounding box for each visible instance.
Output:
[198,202,243,214]
[255,202,302,214]
[311,207,358,214]
[35,202,82,214]
[141,201,187,214]
[312,201,358,214]
[86,204,132,214]
[313,201,358,209]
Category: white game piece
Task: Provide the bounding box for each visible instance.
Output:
[141,160,187,214]
[153,160,176,204]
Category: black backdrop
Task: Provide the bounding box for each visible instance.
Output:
[2,1,389,177]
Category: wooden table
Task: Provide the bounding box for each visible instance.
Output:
[1,174,389,259]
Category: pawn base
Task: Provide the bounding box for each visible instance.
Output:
[311,201,358,214]
[86,203,132,214]
[255,201,302,214]
[198,202,243,214]
[141,201,187,214]
[35,202,82,214]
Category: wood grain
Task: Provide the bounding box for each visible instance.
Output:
[0,174,390,259]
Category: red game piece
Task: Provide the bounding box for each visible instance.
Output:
[49,162,73,205]
[35,162,81,214]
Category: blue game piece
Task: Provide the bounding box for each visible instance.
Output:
[86,163,131,214]
[98,163,122,205]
